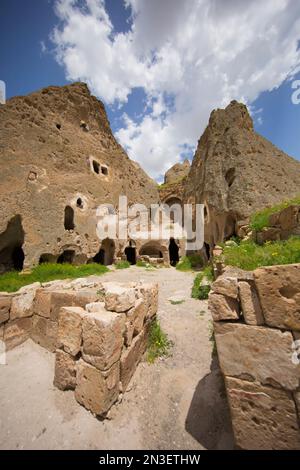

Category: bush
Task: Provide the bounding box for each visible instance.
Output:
[147,320,172,364]
[176,254,203,271]
[136,260,148,267]
[220,236,300,271]
[250,195,300,231]
[192,265,214,300]
[0,263,109,293]
[115,260,131,269]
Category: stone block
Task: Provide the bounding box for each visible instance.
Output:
[226,377,300,450]
[57,306,86,356]
[238,281,264,325]
[211,276,238,299]
[75,359,120,416]
[214,322,300,390]
[82,307,125,370]
[4,318,32,350]
[49,290,79,322]
[10,282,40,320]
[34,289,52,318]
[136,283,158,318]
[208,292,240,321]
[254,264,300,331]
[75,289,100,308]
[53,349,77,391]
[85,302,105,313]
[127,298,147,336]
[0,294,11,325]
[120,324,149,391]
[103,283,136,313]
[31,315,58,352]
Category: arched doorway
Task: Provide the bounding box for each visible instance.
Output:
[125,240,136,265]
[94,238,115,266]
[169,238,179,266]
[0,215,25,273]
[57,250,75,264]
[64,206,75,230]
[140,242,163,259]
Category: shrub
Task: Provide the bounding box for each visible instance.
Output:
[220,236,300,271]
[0,263,109,293]
[147,320,172,364]
[136,260,149,267]
[115,260,131,269]
[250,195,300,231]
[176,254,203,271]
[192,265,214,300]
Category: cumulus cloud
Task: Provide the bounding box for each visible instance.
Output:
[52,0,300,179]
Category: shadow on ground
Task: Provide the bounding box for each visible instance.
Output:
[185,354,235,450]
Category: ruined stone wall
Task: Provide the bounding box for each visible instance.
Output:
[209,263,300,449]
[0,278,158,418]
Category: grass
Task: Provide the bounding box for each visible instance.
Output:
[220,236,300,271]
[147,319,172,364]
[0,263,109,293]
[169,299,185,305]
[191,265,214,300]
[115,260,131,269]
[136,260,148,267]
[250,195,300,231]
[208,320,217,356]
[176,254,203,271]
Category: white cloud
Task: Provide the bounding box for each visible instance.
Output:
[52,0,300,179]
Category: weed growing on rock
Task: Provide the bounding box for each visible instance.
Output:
[147,320,172,364]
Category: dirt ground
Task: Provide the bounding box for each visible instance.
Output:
[0,266,234,450]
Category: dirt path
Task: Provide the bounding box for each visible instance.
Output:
[0,267,234,450]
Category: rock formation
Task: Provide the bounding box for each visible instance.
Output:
[164,159,190,184]
[0,83,159,271]
[184,101,300,249]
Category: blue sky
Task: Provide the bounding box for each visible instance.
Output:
[1,0,300,181]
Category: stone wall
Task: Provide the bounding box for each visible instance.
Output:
[0,278,158,418]
[209,263,300,449]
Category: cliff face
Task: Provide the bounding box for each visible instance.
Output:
[164,159,190,185]
[0,83,159,271]
[184,101,300,248]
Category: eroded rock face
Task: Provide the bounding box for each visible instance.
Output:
[164,159,190,185]
[0,82,159,271]
[184,101,300,247]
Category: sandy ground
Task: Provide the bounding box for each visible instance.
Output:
[0,266,234,450]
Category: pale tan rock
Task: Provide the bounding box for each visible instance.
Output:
[208,292,240,321]
[214,322,300,390]
[0,325,3,340]
[4,318,32,350]
[211,276,238,299]
[85,301,105,313]
[10,282,40,320]
[103,283,136,313]
[75,359,119,416]
[164,159,190,184]
[0,294,11,324]
[30,315,58,352]
[294,391,300,417]
[254,264,300,331]
[75,289,100,309]
[82,308,125,370]
[127,298,147,336]
[49,290,79,322]
[238,281,264,325]
[120,324,149,391]
[226,377,300,450]
[53,349,77,390]
[136,283,158,318]
[57,306,86,356]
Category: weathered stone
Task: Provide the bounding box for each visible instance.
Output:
[82,307,125,370]
[127,298,147,336]
[85,301,105,313]
[49,290,79,322]
[226,377,300,450]
[208,292,240,321]
[10,282,40,320]
[136,283,158,318]
[238,281,264,325]
[75,289,100,309]
[0,294,11,324]
[254,264,300,331]
[57,306,86,356]
[256,227,281,244]
[103,283,136,313]
[120,324,149,391]
[53,349,77,390]
[214,322,300,390]
[30,315,58,352]
[211,276,238,299]
[34,289,52,318]
[75,359,119,416]
[0,325,3,340]
[4,318,32,350]
[294,391,300,418]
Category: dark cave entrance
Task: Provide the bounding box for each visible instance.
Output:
[0,215,25,273]
[204,242,211,261]
[93,239,115,266]
[125,241,136,265]
[64,206,75,230]
[93,248,105,265]
[169,237,179,266]
[57,250,75,264]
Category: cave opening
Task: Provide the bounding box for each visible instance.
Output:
[64,206,75,230]
[169,237,179,266]
[0,215,25,273]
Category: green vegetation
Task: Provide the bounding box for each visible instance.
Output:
[147,319,172,364]
[158,176,185,190]
[191,265,214,300]
[0,263,109,293]
[176,254,203,271]
[250,195,300,231]
[169,299,185,305]
[115,260,131,269]
[208,320,217,356]
[136,260,148,267]
[220,237,300,271]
